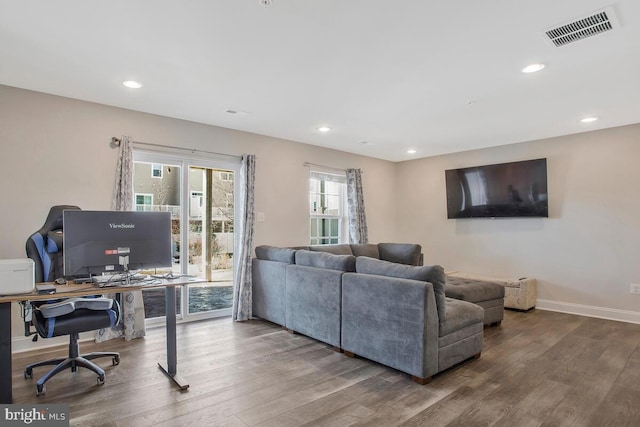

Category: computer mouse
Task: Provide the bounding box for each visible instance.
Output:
[54,277,67,285]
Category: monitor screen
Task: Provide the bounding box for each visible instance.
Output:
[445,158,548,218]
[63,210,172,277]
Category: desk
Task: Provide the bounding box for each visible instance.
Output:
[0,277,203,403]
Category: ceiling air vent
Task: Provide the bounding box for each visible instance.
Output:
[545,7,618,47]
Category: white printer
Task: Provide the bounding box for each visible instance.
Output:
[0,259,35,295]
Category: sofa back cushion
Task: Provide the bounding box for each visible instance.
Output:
[254,245,296,264]
[350,244,380,259]
[295,250,356,272]
[378,243,422,266]
[356,257,446,320]
[309,244,354,256]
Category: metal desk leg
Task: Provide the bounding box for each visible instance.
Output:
[1,302,13,403]
[157,286,189,390]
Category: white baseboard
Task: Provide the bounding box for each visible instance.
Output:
[12,331,96,354]
[536,299,640,324]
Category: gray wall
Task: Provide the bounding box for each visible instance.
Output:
[2,83,639,342]
[396,124,640,322]
[0,84,397,340]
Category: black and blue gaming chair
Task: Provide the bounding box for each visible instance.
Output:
[24,205,121,396]
[26,205,80,283]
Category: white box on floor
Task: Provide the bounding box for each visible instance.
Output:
[0,258,35,295]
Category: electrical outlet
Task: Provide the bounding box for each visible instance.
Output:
[631,283,640,294]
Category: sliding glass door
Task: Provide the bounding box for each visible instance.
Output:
[184,165,235,316]
[133,150,239,322]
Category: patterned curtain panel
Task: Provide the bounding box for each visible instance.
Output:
[232,154,256,321]
[97,135,146,342]
[111,136,133,211]
[346,168,369,244]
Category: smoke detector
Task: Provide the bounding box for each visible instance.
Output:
[544,7,619,47]
[258,0,273,7]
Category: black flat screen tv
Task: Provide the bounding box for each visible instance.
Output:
[63,210,172,277]
[445,158,548,219]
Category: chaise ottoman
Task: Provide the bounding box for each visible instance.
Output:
[445,274,505,326]
[447,272,536,311]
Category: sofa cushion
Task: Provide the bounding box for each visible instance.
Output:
[295,250,356,272]
[254,245,296,264]
[350,244,380,259]
[378,243,422,266]
[440,298,484,337]
[309,244,354,256]
[356,256,446,320]
[445,278,505,302]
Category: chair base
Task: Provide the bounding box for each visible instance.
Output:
[24,333,120,396]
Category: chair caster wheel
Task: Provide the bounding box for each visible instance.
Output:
[24,368,33,379]
[97,375,105,386]
[36,384,46,396]
[113,355,120,365]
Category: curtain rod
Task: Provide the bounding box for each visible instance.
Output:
[110,137,242,161]
[303,161,347,173]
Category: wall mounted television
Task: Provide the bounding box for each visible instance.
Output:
[445,158,548,219]
[63,210,172,277]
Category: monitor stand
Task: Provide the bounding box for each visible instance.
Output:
[119,255,131,285]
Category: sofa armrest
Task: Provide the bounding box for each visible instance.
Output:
[285,264,342,348]
[378,243,423,266]
[252,259,287,326]
[341,273,439,379]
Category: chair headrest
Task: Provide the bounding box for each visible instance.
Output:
[26,205,81,283]
[39,205,81,234]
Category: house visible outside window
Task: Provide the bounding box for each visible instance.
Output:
[190,191,204,218]
[135,193,153,211]
[309,170,347,245]
[151,164,163,178]
[219,171,233,181]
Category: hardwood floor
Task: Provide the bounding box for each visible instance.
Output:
[10,309,640,426]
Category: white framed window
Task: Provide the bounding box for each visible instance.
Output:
[219,171,233,181]
[309,170,347,245]
[151,164,163,178]
[135,193,154,211]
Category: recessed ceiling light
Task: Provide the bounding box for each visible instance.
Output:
[522,63,545,73]
[581,117,598,123]
[317,126,331,133]
[122,80,143,89]
[407,149,417,154]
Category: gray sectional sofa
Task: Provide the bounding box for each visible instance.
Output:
[252,243,484,384]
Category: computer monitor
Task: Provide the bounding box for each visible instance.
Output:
[63,210,172,277]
